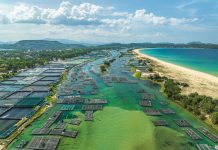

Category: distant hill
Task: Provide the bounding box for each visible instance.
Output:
[43,38,81,44]
[0,41,16,44]
[98,42,218,49]
[43,38,103,46]
[1,40,218,51]
[0,40,86,50]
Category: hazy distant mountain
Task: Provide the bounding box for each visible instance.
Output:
[187,41,203,44]
[0,40,86,50]
[43,38,104,46]
[0,41,16,44]
[43,38,81,44]
[98,42,218,49]
[1,40,218,51]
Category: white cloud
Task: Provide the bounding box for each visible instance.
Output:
[132,9,197,26]
[153,32,165,38]
[112,12,129,17]
[0,12,10,24]
[0,1,206,43]
[0,1,197,27]
[106,6,115,10]
[43,2,103,25]
[1,2,103,25]
[7,4,45,24]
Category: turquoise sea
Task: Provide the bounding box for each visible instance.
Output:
[140,48,218,76]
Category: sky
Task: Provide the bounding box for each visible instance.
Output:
[0,0,218,43]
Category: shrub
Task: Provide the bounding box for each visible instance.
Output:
[199,114,206,120]
[211,112,218,124]
[134,71,141,78]
[164,79,181,98]
[100,65,107,72]
[131,66,136,73]
[104,61,110,66]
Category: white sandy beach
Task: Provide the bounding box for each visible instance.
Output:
[133,49,218,99]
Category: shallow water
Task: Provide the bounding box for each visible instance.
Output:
[141,48,218,76]
[57,51,217,149]
[9,50,218,150]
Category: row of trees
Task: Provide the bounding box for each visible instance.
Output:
[164,79,218,124]
[46,70,69,104]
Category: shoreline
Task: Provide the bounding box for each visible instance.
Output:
[133,48,218,99]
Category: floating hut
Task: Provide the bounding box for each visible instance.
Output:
[144,108,162,116]
[139,100,152,107]
[152,120,168,126]
[174,119,191,127]
[183,128,202,140]
[197,127,218,143]
[85,111,93,121]
[82,105,103,111]
[27,137,60,150]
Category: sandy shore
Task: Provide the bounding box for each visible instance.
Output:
[133,49,218,99]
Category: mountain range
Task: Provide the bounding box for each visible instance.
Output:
[0,40,218,51]
[0,40,86,50]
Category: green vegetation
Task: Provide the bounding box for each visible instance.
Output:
[100,65,107,72]
[164,79,181,99]
[133,71,141,78]
[130,66,136,72]
[211,112,218,124]
[2,40,218,51]
[97,42,218,49]
[0,48,91,81]
[163,79,218,125]
[104,61,110,66]
[99,60,114,73]
[137,59,150,66]
[134,58,168,82]
[46,70,69,104]
[148,73,167,82]
[131,56,218,126]
[0,40,85,50]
